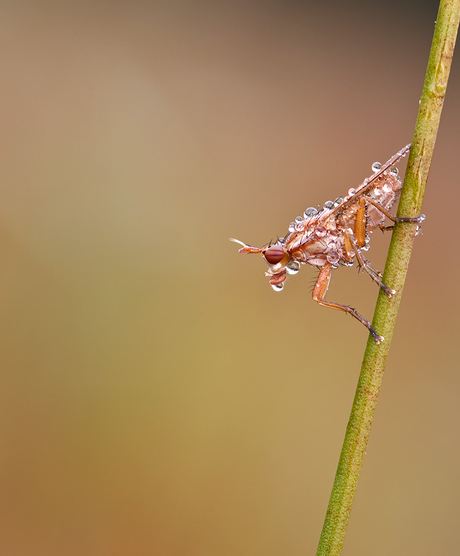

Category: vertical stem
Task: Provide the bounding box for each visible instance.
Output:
[316,2,460,555]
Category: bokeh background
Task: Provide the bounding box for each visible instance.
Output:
[1,1,458,555]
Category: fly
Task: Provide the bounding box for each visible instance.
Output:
[231,144,425,344]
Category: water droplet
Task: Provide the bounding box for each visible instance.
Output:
[334,197,343,206]
[295,222,304,231]
[278,237,285,244]
[315,226,327,238]
[286,260,300,275]
[348,188,356,196]
[390,167,399,176]
[295,216,303,222]
[323,200,334,209]
[271,282,284,292]
[304,207,318,217]
[288,222,295,233]
[372,162,382,172]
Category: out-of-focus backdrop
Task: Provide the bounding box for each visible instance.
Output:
[0,1,458,555]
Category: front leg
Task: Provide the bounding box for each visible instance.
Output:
[312,263,384,344]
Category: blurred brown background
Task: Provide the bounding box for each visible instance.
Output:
[0,1,458,555]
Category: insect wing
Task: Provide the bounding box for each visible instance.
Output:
[324,144,410,222]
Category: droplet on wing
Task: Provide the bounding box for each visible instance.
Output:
[304,207,318,217]
[315,226,327,238]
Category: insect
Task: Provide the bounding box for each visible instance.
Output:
[231,144,425,344]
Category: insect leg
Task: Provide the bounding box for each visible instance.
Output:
[378,224,395,232]
[312,262,384,344]
[355,197,367,247]
[364,260,383,279]
[363,196,425,225]
[344,231,395,297]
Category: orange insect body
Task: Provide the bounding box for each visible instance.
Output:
[231,144,424,344]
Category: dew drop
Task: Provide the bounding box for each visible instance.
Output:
[372,162,382,172]
[348,188,356,196]
[271,282,284,292]
[286,260,301,275]
[304,207,318,217]
[288,222,296,233]
[315,226,327,238]
[295,216,303,222]
[323,200,335,209]
[278,237,285,244]
[334,197,343,206]
[390,167,399,176]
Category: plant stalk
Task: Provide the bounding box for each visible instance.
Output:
[316,2,460,555]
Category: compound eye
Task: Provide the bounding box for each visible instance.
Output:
[263,245,285,265]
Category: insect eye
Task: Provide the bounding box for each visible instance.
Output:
[263,245,285,265]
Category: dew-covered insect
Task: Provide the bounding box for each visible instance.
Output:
[231,144,425,344]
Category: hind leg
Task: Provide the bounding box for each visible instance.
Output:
[312,263,384,344]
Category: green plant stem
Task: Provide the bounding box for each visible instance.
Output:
[316,2,460,555]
